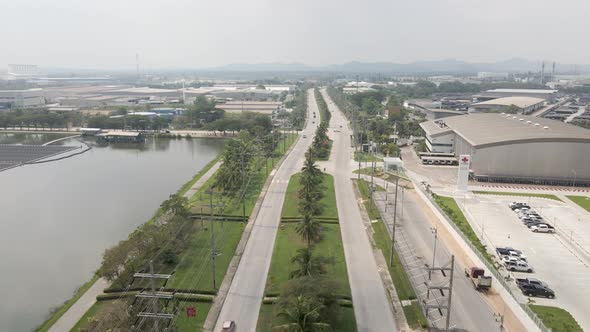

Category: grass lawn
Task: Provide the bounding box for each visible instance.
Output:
[355,180,428,329]
[36,275,99,332]
[433,194,494,264]
[354,151,383,162]
[170,302,212,332]
[530,305,583,332]
[70,300,107,332]
[257,303,356,332]
[265,223,350,296]
[566,195,590,213]
[473,191,563,202]
[281,173,338,220]
[167,222,245,292]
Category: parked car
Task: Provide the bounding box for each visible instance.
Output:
[503,251,527,261]
[510,202,530,210]
[530,224,555,233]
[496,247,524,257]
[516,277,549,288]
[504,260,534,273]
[518,283,555,298]
[524,221,545,228]
[222,320,236,332]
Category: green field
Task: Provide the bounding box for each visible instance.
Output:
[473,191,563,202]
[566,195,590,213]
[281,173,338,220]
[355,180,427,329]
[167,222,245,292]
[530,305,583,332]
[433,194,494,264]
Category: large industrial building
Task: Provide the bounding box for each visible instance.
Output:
[473,88,558,102]
[469,96,545,114]
[419,113,590,185]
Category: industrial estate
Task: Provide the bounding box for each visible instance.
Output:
[3,31,590,332]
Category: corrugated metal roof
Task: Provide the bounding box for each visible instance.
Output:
[420,113,590,147]
[472,97,545,109]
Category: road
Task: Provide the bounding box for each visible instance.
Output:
[321,89,398,332]
[370,185,500,331]
[213,89,318,332]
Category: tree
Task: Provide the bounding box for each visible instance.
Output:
[274,295,332,332]
[295,214,322,248]
[160,194,189,218]
[289,248,331,279]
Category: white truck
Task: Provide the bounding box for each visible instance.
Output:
[530,224,555,233]
[505,260,534,273]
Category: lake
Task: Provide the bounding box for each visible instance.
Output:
[0,133,225,331]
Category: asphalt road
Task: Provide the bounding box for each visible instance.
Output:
[321,89,398,332]
[213,89,318,332]
[371,186,499,331]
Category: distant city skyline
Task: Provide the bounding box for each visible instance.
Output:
[1,0,589,70]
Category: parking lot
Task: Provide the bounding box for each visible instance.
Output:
[459,193,590,331]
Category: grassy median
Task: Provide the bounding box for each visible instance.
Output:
[258,173,356,331]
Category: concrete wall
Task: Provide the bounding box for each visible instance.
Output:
[425,133,454,153]
[471,141,590,183]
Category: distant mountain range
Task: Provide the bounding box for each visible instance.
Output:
[208,58,590,74]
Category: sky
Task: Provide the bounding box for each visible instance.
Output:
[0,0,589,70]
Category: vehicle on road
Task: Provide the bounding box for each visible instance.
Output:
[530,224,555,233]
[222,320,236,332]
[518,283,555,298]
[302,135,307,138]
[504,260,534,273]
[465,267,492,291]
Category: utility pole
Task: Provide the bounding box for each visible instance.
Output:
[429,227,438,280]
[445,255,455,331]
[131,262,173,331]
[389,176,399,267]
[424,255,455,331]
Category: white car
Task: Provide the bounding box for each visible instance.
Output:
[530,224,555,233]
[504,251,527,261]
[505,260,534,273]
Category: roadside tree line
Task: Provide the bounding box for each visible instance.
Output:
[312,88,332,160]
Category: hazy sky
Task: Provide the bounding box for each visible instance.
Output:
[1,0,588,69]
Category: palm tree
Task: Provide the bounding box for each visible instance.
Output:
[295,214,322,248]
[301,152,322,180]
[289,248,326,279]
[274,296,331,332]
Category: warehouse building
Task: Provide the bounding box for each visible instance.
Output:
[419,114,590,185]
[473,88,558,102]
[469,96,545,114]
[0,89,45,108]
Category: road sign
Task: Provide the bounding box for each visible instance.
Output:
[186,306,196,317]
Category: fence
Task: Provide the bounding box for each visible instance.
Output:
[419,184,550,332]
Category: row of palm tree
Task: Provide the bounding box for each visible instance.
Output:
[272,149,336,331]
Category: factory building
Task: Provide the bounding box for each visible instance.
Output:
[469,97,545,114]
[419,114,590,185]
[474,88,558,102]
